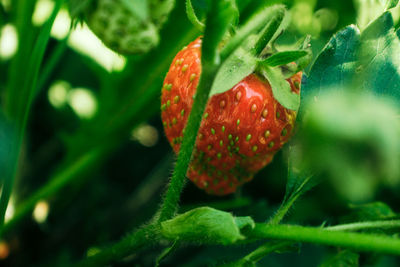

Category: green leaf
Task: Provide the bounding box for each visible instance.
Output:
[345,202,397,222]
[302,25,360,105]
[202,0,238,65]
[260,65,300,111]
[121,0,149,21]
[300,91,400,202]
[161,207,254,245]
[210,48,257,96]
[262,50,309,67]
[358,12,400,104]
[185,0,205,31]
[319,250,359,267]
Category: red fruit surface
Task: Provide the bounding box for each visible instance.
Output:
[161,37,302,195]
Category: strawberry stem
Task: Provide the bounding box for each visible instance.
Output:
[253,8,286,56]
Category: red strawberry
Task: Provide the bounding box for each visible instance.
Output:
[161,37,302,195]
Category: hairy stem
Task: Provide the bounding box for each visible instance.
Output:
[157,64,218,222]
[75,224,161,267]
[248,224,400,255]
[326,220,400,232]
[268,193,301,225]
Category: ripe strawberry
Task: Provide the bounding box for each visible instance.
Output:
[161,37,302,195]
[70,0,174,54]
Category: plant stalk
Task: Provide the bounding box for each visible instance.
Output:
[248,224,400,255]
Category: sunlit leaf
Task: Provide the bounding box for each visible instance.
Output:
[359,12,400,104]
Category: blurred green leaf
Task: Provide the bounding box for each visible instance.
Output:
[161,207,254,245]
[359,12,400,104]
[344,202,397,222]
[301,91,400,202]
[386,0,399,9]
[319,250,359,267]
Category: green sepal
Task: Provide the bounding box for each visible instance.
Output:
[210,46,258,96]
[259,64,300,111]
[160,207,255,245]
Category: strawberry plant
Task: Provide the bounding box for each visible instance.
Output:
[0,0,400,266]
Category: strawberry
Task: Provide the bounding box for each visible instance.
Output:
[69,0,174,54]
[161,37,302,195]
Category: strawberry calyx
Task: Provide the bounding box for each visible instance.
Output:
[209,6,312,112]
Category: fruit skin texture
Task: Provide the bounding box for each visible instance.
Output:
[84,0,174,54]
[161,38,302,195]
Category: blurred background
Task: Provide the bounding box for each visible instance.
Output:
[0,0,400,266]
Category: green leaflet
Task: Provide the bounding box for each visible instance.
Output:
[161,207,255,245]
[210,48,257,96]
[260,65,300,111]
